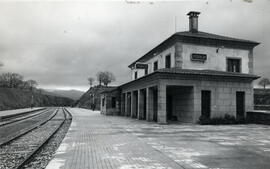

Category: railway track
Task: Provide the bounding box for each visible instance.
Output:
[0,108,56,145]
[0,107,72,169]
[0,108,49,127]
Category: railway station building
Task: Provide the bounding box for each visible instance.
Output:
[100,11,260,124]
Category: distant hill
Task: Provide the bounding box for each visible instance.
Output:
[0,88,74,111]
[41,89,84,101]
[76,85,117,110]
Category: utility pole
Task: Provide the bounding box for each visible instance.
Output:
[30,94,34,109]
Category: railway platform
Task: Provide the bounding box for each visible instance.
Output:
[46,108,270,169]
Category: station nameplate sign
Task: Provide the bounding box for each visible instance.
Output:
[135,63,148,69]
[191,53,207,62]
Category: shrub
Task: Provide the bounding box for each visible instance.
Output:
[198,115,211,125]
[198,114,247,125]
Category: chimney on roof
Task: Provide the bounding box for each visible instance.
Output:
[187,11,200,33]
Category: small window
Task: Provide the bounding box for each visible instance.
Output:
[153,61,158,71]
[165,54,171,68]
[227,58,241,73]
[111,97,116,108]
[145,68,148,75]
[102,98,105,107]
[134,71,138,79]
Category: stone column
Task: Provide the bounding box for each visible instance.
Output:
[124,93,128,116]
[193,86,201,123]
[100,95,103,114]
[137,90,140,119]
[138,89,144,120]
[131,91,136,118]
[157,82,167,124]
[146,87,154,121]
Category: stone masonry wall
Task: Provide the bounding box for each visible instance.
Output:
[194,80,253,122]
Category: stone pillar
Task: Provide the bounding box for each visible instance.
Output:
[157,82,167,124]
[174,42,183,68]
[193,86,201,123]
[138,89,145,120]
[100,95,103,114]
[124,93,128,116]
[120,93,123,116]
[131,91,136,118]
[146,87,154,121]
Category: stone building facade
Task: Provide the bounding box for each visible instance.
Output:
[100,88,120,115]
[101,11,260,124]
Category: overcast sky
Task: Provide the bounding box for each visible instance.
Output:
[0,0,269,91]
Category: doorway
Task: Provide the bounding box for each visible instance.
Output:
[166,94,173,120]
[201,90,211,119]
[236,91,245,119]
[166,86,194,122]
[153,88,158,122]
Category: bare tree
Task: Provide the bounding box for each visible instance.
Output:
[19,81,30,90]
[0,61,3,67]
[10,73,23,88]
[96,71,116,86]
[96,71,104,85]
[0,73,11,87]
[102,71,116,86]
[26,79,38,91]
[88,77,95,87]
[0,73,23,88]
[258,78,270,92]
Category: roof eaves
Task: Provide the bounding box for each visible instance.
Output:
[175,31,260,46]
[128,35,176,68]
[156,68,260,80]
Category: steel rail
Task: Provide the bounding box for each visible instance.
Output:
[15,107,71,169]
[0,108,50,127]
[0,108,59,147]
[0,108,46,120]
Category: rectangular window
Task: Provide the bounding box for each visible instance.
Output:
[102,98,105,107]
[134,71,138,79]
[227,58,241,73]
[165,54,171,68]
[111,97,116,108]
[153,61,158,71]
[145,68,148,75]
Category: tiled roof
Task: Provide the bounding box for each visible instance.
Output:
[100,87,118,94]
[174,31,259,44]
[128,31,259,68]
[156,68,260,79]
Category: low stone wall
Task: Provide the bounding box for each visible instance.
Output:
[246,111,270,125]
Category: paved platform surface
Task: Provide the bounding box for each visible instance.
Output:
[46,108,270,169]
[0,107,42,117]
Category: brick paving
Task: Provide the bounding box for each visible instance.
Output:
[46,108,270,169]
